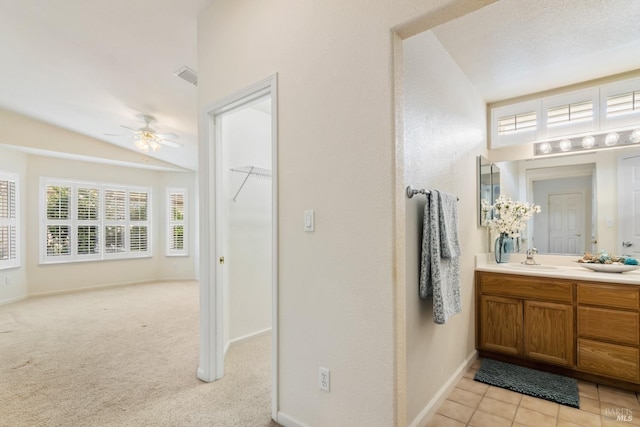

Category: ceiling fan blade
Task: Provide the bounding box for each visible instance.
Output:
[120,125,139,132]
[155,132,179,139]
[104,133,126,137]
[158,139,183,148]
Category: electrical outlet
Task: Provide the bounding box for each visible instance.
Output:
[319,367,330,392]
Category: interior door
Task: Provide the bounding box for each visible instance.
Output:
[619,155,640,256]
[548,192,584,254]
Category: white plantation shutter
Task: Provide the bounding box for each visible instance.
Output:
[547,100,593,126]
[104,189,126,254]
[497,111,537,135]
[167,189,187,256]
[77,187,100,258]
[41,179,152,263]
[0,173,19,270]
[129,191,149,253]
[45,185,72,258]
[607,90,640,117]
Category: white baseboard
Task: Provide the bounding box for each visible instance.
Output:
[225,327,272,357]
[28,278,198,299]
[0,295,27,306]
[408,349,478,427]
[277,411,311,427]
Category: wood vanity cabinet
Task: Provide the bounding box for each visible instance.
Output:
[477,271,640,388]
[476,272,574,367]
[576,282,640,382]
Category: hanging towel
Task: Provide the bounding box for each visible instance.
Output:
[439,192,461,259]
[419,190,462,324]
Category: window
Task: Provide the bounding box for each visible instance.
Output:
[600,77,640,130]
[490,100,541,148]
[547,100,593,127]
[0,172,19,270]
[607,90,640,118]
[41,178,152,264]
[167,188,187,256]
[497,111,537,135]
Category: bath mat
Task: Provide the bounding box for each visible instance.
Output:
[474,358,579,408]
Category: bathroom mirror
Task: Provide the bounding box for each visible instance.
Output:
[477,156,500,226]
[495,145,640,256]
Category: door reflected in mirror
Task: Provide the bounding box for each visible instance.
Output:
[529,165,594,255]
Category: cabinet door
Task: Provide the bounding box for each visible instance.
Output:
[524,300,574,366]
[480,295,523,355]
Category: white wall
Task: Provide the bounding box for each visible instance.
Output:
[197,1,496,425]
[403,31,487,425]
[0,147,28,304]
[222,103,272,344]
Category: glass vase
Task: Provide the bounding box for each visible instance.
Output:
[494,233,514,263]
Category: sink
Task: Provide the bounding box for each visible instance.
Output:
[503,263,560,270]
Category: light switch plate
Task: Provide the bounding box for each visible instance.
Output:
[304,210,315,232]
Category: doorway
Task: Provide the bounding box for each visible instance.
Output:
[198,75,278,420]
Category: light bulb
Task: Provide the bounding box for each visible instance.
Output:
[604,132,619,146]
[135,139,149,152]
[539,142,552,154]
[559,139,572,151]
[581,135,595,149]
[630,129,640,144]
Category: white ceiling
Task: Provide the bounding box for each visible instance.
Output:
[1,0,639,170]
[0,0,214,171]
[432,0,640,103]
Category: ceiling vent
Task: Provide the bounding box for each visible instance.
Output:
[174,66,197,86]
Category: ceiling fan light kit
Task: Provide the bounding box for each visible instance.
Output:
[134,130,162,152]
[108,114,183,152]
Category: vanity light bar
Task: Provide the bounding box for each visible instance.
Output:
[533,127,640,157]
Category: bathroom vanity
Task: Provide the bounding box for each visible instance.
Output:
[476,258,640,390]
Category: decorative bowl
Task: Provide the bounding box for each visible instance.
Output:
[576,263,639,273]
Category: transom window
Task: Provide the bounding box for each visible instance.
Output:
[40,178,151,264]
[607,90,640,118]
[547,100,593,127]
[497,111,537,135]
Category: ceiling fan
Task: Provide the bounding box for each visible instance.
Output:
[106,114,183,152]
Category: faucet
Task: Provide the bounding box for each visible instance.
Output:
[522,248,539,265]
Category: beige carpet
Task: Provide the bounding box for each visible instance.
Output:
[0,281,278,427]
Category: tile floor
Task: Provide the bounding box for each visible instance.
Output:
[427,359,640,427]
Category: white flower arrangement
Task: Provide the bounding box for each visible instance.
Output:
[482,195,541,238]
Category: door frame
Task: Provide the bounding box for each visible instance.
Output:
[198,74,278,420]
[618,149,640,256]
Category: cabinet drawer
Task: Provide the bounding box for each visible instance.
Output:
[577,283,639,309]
[480,273,572,302]
[578,338,639,382]
[578,307,639,345]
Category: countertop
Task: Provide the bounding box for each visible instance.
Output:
[475,253,640,285]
